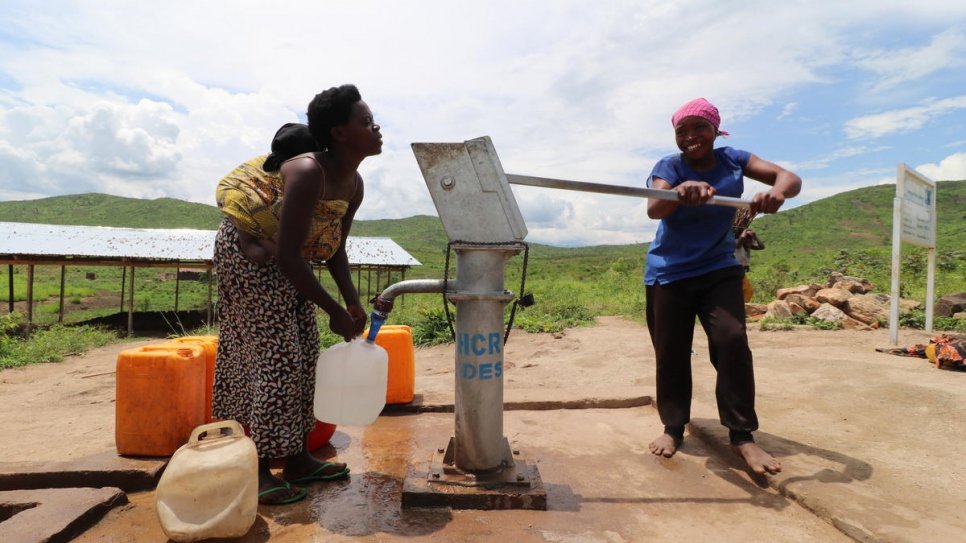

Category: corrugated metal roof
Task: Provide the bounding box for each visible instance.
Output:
[0,222,420,267]
[346,237,421,266]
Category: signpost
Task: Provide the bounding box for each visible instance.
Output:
[889,164,937,345]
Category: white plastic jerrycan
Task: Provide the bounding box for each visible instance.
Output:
[314,314,389,426]
[156,420,258,542]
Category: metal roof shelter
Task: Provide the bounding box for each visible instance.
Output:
[0,222,420,335]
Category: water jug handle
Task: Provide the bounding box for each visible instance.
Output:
[188,420,244,445]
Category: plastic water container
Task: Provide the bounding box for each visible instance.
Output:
[156,420,258,542]
[368,325,415,404]
[164,336,219,423]
[115,344,206,456]
[314,312,388,425]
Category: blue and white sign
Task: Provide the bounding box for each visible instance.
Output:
[897,165,936,248]
[889,164,938,345]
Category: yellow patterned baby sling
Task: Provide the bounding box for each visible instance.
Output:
[216,156,282,239]
[215,155,350,261]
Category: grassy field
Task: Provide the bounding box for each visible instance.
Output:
[1,180,964,368]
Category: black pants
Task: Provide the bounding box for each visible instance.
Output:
[645,266,758,437]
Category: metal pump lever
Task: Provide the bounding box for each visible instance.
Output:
[506,174,751,209]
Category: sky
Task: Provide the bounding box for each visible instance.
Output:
[1,1,965,247]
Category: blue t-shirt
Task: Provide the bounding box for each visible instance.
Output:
[644,146,750,285]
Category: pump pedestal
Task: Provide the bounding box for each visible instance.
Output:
[401,438,546,510]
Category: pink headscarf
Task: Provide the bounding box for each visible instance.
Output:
[672,98,729,136]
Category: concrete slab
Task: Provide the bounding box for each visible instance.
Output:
[0,487,126,543]
[72,409,851,542]
[685,327,966,543]
[3,318,964,541]
[0,451,166,492]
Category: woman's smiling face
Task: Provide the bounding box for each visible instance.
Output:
[675,116,717,162]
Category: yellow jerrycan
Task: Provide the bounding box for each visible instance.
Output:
[155,420,258,542]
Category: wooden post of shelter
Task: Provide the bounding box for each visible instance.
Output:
[7,265,13,313]
[356,267,362,300]
[119,267,126,313]
[127,265,135,337]
[58,265,66,323]
[206,268,212,326]
[26,264,34,332]
[174,266,180,313]
[366,268,372,301]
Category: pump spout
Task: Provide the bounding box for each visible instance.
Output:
[372,279,448,315]
[367,279,448,342]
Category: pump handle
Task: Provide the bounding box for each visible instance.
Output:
[506,174,751,209]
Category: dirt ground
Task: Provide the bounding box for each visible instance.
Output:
[1,317,964,542]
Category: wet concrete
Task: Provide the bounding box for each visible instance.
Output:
[72,409,850,542]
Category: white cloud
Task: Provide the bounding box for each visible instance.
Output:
[785,144,892,171]
[843,95,966,140]
[856,27,966,93]
[1,1,966,245]
[777,102,798,121]
[915,152,966,181]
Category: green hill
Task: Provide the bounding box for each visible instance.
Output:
[1,182,964,306]
[748,180,965,299]
[0,193,224,230]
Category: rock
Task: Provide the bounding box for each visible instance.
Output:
[935,293,966,318]
[776,284,822,300]
[812,303,846,322]
[832,279,873,294]
[787,301,807,316]
[765,300,793,319]
[845,295,889,326]
[744,303,767,317]
[865,293,890,305]
[827,272,874,292]
[899,298,921,312]
[785,293,821,313]
[815,288,852,308]
[953,311,966,320]
[840,315,873,330]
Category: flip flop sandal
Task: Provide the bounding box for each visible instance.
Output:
[258,481,307,505]
[286,462,351,485]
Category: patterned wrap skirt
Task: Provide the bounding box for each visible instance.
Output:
[212,219,319,458]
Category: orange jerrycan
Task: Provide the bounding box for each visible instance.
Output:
[115,344,206,456]
[165,336,219,422]
[370,325,416,404]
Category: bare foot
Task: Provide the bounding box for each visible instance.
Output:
[734,442,782,475]
[648,433,682,458]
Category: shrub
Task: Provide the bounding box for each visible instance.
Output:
[807,317,842,330]
[409,307,454,346]
[0,322,117,370]
[759,317,794,331]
